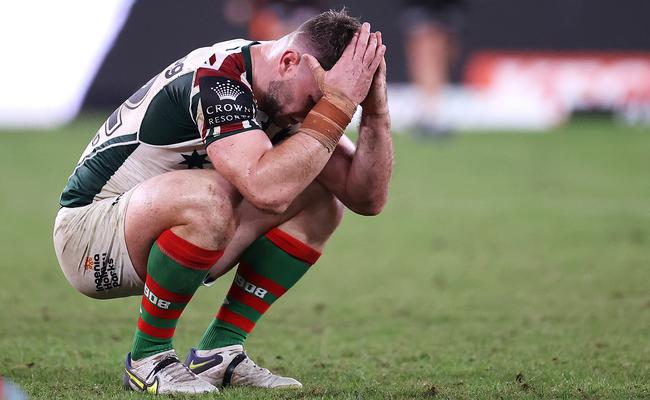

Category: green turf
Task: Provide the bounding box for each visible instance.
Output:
[1,115,649,399]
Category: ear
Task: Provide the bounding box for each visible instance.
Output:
[278,50,301,77]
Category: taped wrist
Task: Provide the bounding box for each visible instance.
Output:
[308,62,358,119]
[301,97,353,152]
[321,86,358,119]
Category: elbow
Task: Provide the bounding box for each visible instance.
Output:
[356,203,385,216]
[349,197,387,216]
[238,176,293,214]
[260,199,291,215]
[247,192,292,215]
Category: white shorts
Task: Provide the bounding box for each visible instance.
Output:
[53,189,144,299]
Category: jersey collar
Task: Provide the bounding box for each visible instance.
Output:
[241,41,260,87]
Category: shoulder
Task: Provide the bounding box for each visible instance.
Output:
[192,40,261,145]
[191,39,258,115]
[193,39,256,87]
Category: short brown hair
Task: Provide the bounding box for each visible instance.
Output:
[296,9,361,70]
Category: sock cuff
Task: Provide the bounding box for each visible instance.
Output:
[157,229,224,270]
[265,228,322,265]
[145,274,193,303]
[137,317,175,339]
[216,308,255,333]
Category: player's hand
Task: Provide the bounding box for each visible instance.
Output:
[361,31,388,117]
[303,22,386,113]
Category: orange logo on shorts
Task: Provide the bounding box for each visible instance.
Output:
[84,257,94,270]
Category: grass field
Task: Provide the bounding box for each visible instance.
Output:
[0,116,649,399]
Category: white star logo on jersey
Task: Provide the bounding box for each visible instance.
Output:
[211,81,245,101]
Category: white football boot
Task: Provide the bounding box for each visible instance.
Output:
[123,350,218,395]
[184,345,302,389]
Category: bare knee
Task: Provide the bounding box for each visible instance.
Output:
[278,184,344,250]
[125,170,240,278]
[177,182,237,249]
[140,170,238,250]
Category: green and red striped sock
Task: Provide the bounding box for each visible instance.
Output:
[197,228,321,350]
[131,229,223,360]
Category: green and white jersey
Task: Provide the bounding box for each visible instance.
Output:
[60,39,293,208]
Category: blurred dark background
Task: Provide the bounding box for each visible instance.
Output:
[83,0,650,110]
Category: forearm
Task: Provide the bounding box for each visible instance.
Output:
[246,131,334,213]
[345,112,393,214]
[246,95,358,213]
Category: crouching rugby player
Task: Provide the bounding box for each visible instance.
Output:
[53,10,392,395]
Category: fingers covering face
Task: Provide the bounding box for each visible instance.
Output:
[302,54,325,90]
[363,32,378,66]
[342,30,359,60]
[367,29,386,74]
[360,27,385,73]
[353,22,371,61]
[369,44,385,73]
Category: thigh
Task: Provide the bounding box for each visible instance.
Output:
[124,169,238,279]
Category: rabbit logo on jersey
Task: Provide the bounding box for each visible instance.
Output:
[200,76,255,128]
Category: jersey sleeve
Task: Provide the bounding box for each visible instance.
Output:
[193,67,261,147]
